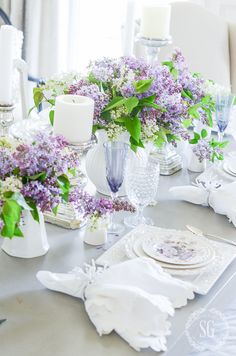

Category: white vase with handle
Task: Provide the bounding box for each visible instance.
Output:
[1,210,49,258]
[85,130,130,196]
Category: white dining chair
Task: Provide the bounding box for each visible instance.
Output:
[134,1,233,91]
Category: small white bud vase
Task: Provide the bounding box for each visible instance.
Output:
[83,217,107,246]
[1,210,49,258]
[187,149,206,173]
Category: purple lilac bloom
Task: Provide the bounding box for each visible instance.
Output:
[0,148,16,179]
[13,133,79,177]
[21,180,61,212]
[192,139,212,162]
[88,57,119,82]
[69,188,135,218]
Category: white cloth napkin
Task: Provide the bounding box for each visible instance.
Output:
[170,179,236,227]
[37,257,194,352]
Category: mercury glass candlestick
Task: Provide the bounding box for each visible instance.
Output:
[136,34,182,175]
[0,104,15,136]
[136,35,172,65]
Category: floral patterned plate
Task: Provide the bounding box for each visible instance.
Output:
[129,237,215,270]
[142,231,213,265]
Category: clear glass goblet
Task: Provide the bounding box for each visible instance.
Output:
[216,93,234,142]
[124,156,160,228]
[104,141,129,234]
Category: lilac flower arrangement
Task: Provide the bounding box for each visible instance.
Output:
[0,133,135,238]
[0,134,80,238]
[69,188,135,231]
[33,50,229,161]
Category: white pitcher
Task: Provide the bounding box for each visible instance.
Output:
[1,210,49,258]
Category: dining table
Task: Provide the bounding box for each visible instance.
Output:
[1,138,236,356]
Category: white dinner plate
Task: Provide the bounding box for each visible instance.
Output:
[223,162,236,177]
[227,161,236,174]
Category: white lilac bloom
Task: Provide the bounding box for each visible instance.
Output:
[43,71,81,99]
[0,137,19,151]
[0,176,23,194]
[141,119,159,143]
[106,123,125,141]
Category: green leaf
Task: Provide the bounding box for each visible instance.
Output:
[47,99,55,106]
[28,172,47,181]
[33,87,44,109]
[125,116,141,143]
[201,129,208,139]
[171,67,178,80]
[139,94,156,103]
[52,205,58,216]
[233,96,236,105]
[133,79,153,94]
[102,97,126,112]
[201,95,211,104]
[57,174,71,202]
[2,200,22,223]
[129,137,144,151]
[11,193,32,211]
[193,72,201,78]
[49,110,54,126]
[101,110,112,120]
[188,106,200,119]
[1,200,22,239]
[68,168,77,177]
[193,132,201,141]
[182,90,194,100]
[162,61,174,70]
[25,198,40,223]
[218,141,229,148]
[154,128,167,148]
[114,117,126,124]
[189,138,198,145]
[14,226,24,237]
[182,119,192,128]
[124,97,139,113]
[189,132,201,145]
[92,123,104,134]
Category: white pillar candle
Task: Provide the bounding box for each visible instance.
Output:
[140,2,171,40]
[0,25,15,105]
[53,94,94,143]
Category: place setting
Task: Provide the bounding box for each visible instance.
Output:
[2,1,236,355]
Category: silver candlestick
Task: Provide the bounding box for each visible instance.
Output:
[0,104,15,136]
[136,34,182,175]
[136,35,172,65]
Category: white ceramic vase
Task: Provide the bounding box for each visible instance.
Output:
[83,218,107,246]
[1,210,49,258]
[85,130,130,196]
[187,148,206,173]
